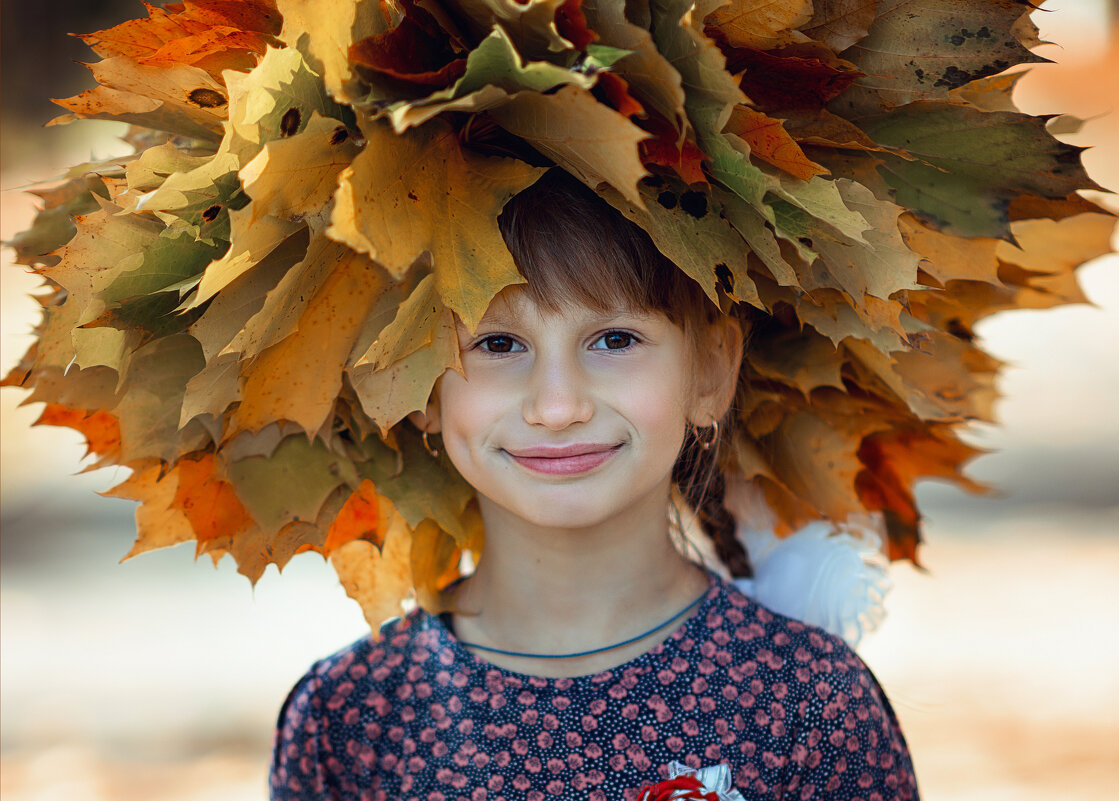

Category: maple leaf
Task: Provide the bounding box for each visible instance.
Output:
[861,102,1100,238]
[52,58,233,140]
[801,0,879,52]
[453,0,577,57]
[5,0,1114,627]
[724,105,826,181]
[232,238,391,437]
[378,25,595,131]
[704,0,814,50]
[331,503,414,631]
[344,427,474,542]
[239,111,361,230]
[328,116,545,330]
[487,84,651,206]
[833,0,1046,117]
[323,479,383,553]
[747,327,846,395]
[350,2,467,89]
[226,433,358,535]
[105,461,197,559]
[581,0,687,130]
[351,274,462,432]
[8,176,108,267]
[600,179,759,307]
[275,0,388,100]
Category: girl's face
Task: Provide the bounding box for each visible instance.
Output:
[428,289,706,532]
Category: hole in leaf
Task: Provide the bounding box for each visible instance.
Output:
[656,191,677,210]
[202,204,222,222]
[330,126,349,145]
[715,264,734,293]
[187,88,227,108]
[280,108,302,137]
[798,237,814,248]
[679,191,707,219]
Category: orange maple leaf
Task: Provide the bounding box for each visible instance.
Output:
[172,453,255,542]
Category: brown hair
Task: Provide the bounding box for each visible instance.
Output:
[497,169,753,578]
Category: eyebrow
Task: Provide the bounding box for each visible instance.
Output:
[472,307,658,330]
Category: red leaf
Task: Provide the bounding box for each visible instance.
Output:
[595,71,644,119]
[721,42,862,112]
[556,0,598,51]
[350,3,467,88]
[638,114,708,186]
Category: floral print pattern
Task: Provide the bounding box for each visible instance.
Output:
[270,570,918,800]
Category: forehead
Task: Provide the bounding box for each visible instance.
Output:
[473,286,664,329]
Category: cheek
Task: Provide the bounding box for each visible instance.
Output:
[614,360,690,446]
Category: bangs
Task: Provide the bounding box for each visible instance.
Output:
[497,170,710,325]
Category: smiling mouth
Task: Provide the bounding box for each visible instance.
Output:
[505,444,623,476]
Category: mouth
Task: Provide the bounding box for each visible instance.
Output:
[504,443,623,476]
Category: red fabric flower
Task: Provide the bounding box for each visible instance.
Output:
[634,774,720,801]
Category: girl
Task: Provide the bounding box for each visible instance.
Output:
[269,171,918,801]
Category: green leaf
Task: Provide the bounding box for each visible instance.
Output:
[383,26,595,131]
[226,433,358,534]
[111,333,206,463]
[354,428,475,543]
[100,230,225,306]
[599,180,759,307]
[861,102,1099,238]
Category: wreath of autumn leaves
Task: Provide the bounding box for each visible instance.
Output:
[4,0,1114,631]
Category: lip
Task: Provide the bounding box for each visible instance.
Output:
[505,443,623,476]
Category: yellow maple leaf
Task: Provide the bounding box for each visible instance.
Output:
[328,117,545,330]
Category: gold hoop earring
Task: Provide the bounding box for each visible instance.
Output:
[422,430,440,458]
[695,420,719,451]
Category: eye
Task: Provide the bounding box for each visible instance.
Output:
[591,330,637,351]
[478,334,524,354]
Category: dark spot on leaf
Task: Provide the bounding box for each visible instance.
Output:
[280,108,301,137]
[914,68,926,82]
[330,126,349,145]
[407,191,418,201]
[187,88,227,108]
[798,237,813,248]
[715,264,734,293]
[201,204,221,222]
[946,318,973,341]
[934,61,1009,89]
[976,26,991,39]
[679,190,707,219]
[657,191,678,210]
[949,35,965,46]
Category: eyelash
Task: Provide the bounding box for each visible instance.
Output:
[473,330,641,355]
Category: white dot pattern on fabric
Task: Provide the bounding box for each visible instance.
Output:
[270,570,918,800]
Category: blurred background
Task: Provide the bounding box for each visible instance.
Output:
[2,2,1117,799]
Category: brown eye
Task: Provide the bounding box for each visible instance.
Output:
[593,331,635,350]
[480,335,522,353]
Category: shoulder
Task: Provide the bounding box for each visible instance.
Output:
[277,611,434,722]
[710,575,891,708]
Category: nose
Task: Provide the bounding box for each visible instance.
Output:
[522,350,595,430]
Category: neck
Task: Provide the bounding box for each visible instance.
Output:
[449,478,710,667]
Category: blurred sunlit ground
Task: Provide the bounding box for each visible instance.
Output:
[2,2,1118,799]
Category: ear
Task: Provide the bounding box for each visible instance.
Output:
[691,316,744,427]
[407,385,442,434]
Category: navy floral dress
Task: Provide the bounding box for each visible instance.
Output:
[270,569,918,800]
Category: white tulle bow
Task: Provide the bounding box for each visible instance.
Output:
[733,519,892,647]
[665,761,747,801]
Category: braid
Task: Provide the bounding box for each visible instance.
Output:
[673,420,753,579]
